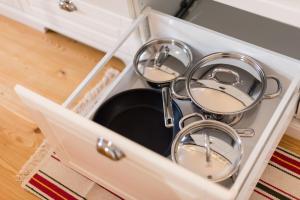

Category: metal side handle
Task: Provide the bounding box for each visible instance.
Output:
[96,138,125,161]
[235,128,255,137]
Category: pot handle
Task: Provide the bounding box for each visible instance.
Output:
[179,113,205,130]
[171,77,190,100]
[263,76,282,99]
[235,128,255,137]
[162,87,174,128]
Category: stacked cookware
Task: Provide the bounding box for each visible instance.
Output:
[93,38,282,184]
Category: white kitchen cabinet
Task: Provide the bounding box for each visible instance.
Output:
[15,9,300,200]
[0,0,180,58]
[23,0,138,59]
[0,0,44,31]
[0,0,20,8]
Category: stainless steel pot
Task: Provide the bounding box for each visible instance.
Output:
[171,113,253,182]
[133,38,193,127]
[171,52,282,117]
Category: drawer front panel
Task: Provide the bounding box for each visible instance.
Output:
[76,0,132,18]
[15,85,227,200]
[0,0,21,8]
[28,0,132,38]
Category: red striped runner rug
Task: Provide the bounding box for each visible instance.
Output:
[19,144,300,200]
[250,146,300,200]
[23,152,122,200]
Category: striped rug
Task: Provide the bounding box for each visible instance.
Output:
[250,147,300,200]
[23,152,121,200]
[19,144,300,200]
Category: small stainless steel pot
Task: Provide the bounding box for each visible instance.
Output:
[133,38,193,127]
[171,113,253,182]
[171,52,282,118]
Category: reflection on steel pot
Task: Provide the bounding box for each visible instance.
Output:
[133,38,193,128]
[171,113,254,182]
[171,52,282,116]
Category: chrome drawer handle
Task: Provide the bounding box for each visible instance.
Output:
[59,0,77,12]
[96,138,125,161]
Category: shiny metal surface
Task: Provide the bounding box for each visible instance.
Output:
[235,128,255,137]
[96,138,125,161]
[211,67,240,86]
[162,87,174,127]
[179,112,205,130]
[171,119,243,182]
[264,76,282,99]
[172,52,282,116]
[59,0,77,12]
[133,38,193,84]
[134,38,193,128]
[179,112,254,136]
[171,78,244,126]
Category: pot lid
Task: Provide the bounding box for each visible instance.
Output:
[171,120,243,182]
[133,38,193,84]
[186,52,266,115]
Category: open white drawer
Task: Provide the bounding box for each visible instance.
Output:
[15,9,300,200]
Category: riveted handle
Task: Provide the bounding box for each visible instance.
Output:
[235,128,255,137]
[171,77,190,100]
[263,76,282,99]
[59,0,77,12]
[179,113,205,130]
[96,138,125,161]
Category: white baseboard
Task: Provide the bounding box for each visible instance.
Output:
[286,118,300,141]
[0,3,45,32]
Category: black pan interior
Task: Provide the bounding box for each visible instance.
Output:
[93,88,182,157]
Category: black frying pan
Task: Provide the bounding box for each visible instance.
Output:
[92,88,183,157]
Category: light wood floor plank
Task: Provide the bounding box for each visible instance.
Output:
[0,15,124,200]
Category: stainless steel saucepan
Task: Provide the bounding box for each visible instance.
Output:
[133,38,193,127]
[171,113,254,183]
[171,52,282,121]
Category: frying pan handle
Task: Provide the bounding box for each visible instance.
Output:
[263,76,282,99]
[162,87,174,128]
[179,113,205,130]
[171,77,190,100]
[96,138,125,161]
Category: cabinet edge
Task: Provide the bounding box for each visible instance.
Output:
[0,2,46,32]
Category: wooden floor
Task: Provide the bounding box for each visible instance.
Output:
[0,16,123,199]
[0,15,299,200]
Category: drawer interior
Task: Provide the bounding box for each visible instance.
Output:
[70,10,300,198]
[87,59,291,187]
